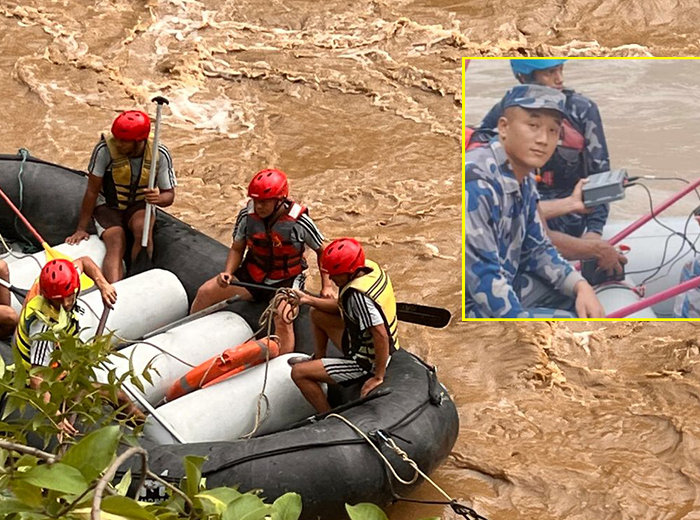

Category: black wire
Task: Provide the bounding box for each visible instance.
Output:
[628,176,700,202]
[639,207,697,285]
[631,182,699,254]
[626,182,699,254]
[624,232,675,278]
[647,221,700,286]
[621,183,700,283]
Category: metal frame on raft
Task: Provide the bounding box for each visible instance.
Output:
[604,176,700,318]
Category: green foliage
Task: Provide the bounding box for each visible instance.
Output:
[62,425,121,481]
[347,503,389,520]
[0,324,141,446]
[346,503,440,520]
[0,320,438,520]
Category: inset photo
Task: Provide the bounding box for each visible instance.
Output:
[462,58,700,320]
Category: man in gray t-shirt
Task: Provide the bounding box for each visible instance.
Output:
[66,110,176,282]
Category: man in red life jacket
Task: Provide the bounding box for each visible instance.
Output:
[190,169,333,313]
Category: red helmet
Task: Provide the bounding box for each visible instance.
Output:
[111,110,151,141]
[39,259,80,300]
[248,169,289,200]
[321,238,366,276]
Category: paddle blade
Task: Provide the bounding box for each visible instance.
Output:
[41,242,95,291]
[396,302,451,328]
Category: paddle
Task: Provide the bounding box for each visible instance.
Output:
[229,280,452,328]
[0,186,94,290]
[0,277,28,302]
[130,95,169,276]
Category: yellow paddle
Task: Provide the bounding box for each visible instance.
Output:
[0,186,94,290]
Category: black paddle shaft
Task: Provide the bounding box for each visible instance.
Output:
[229,280,451,328]
[0,278,28,301]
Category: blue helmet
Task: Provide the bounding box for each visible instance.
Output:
[510,59,567,78]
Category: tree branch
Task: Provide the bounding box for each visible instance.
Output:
[91,447,147,520]
[146,469,194,509]
[0,438,57,463]
[55,483,96,517]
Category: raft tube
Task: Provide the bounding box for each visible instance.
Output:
[0,153,459,519]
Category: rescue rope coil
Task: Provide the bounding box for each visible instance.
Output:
[241,287,301,439]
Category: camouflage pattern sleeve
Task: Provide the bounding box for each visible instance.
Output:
[464,178,529,318]
[581,98,610,233]
[674,258,700,318]
[520,190,583,297]
[584,202,610,235]
[582,99,610,175]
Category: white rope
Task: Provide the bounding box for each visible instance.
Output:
[240,288,300,439]
[325,413,419,486]
[0,230,43,269]
[326,413,456,502]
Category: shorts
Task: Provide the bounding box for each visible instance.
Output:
[322,358,372,387]
[233,263,306,303]
[93,201,148,236]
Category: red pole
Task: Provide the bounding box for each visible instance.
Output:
[608,177,700,245]
[606,273,700,318]
[0,186,45,245]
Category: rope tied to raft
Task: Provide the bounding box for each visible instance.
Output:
[240,287,300,439]
[14,148,37,252]
[326,413,489,520]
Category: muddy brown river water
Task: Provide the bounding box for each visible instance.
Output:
[2,0,700,518]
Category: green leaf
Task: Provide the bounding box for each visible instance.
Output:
[345,503,389,520]
[101,495,158,520]
[271,492,302,520]
[0,497,36,514]
[8,480,43,508]
[196,492,228,515]
[0,351,5,378]
[2,394,17,419]
[182,455,206,498]
[21,463,88,495]
[115,469,132,496]
[224,494,271,520]
[62,425,121,481]
[195,486,242,515]
[198,486,242,505]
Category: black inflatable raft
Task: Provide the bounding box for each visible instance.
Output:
[0,152,459,519]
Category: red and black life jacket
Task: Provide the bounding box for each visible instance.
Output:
[244,200,308,282]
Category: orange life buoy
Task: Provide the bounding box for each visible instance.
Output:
[165,338,280,402]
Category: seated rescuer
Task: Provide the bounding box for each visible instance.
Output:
[469,59,625,277]
[66,110,177,282]
[190,168,333,314]
[286,238,399,414]
[674,214,700,318]
[12,258,143,434]
[0,259,19,338]
[463,84,605,319]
